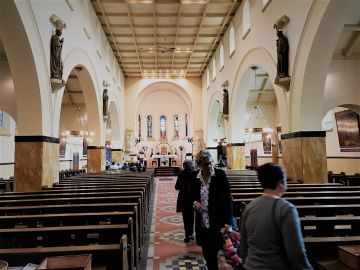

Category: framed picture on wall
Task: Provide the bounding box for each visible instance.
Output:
[335,110,360,152]
[59,137,66,157]
[276,126,282,154]
[262,133,272,154]
[82,138,88,156]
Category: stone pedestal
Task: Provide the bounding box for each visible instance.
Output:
[87,146,105,173]
[281,131,327,183]
[111,149,123,163]
[14,136,59,192]
[226,143,246,169]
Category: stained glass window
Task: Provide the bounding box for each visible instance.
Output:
[138,114,141,139]
[174,115,179,138]
[160,115,166,139]
[147,115,152,137]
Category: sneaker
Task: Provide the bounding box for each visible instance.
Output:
[184,237,190,243]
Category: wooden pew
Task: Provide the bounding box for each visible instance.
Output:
[0,226,132,270]
[0,210,139,269]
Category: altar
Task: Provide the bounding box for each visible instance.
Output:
[152,154,177,167]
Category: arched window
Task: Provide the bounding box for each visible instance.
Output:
[229,23,235,56]
[219,43,224,71]
[138,114,141,138]
[174,115,179,139]
[160,115,166,139]
[185,113,188,137]
[262,0,272,11]
[206,69,210,89]
[147,115,152,138]
[242,0,251,37]
[212,58,216,81]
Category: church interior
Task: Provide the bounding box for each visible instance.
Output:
[0,0,359,269]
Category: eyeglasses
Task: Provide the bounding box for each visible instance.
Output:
[201,161,213,167]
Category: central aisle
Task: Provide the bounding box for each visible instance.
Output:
[147,177,231,270]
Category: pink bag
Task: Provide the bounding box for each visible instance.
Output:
[221,226,242,267]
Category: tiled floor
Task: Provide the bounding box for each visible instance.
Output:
[146,177,233,270]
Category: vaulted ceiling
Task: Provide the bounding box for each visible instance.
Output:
[91,0,242,78]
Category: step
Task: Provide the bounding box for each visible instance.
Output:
[339,245,360,269]
[316,259,353,270]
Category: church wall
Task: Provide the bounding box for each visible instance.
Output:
[12,0,124,138]
[202,0,313,143]
[125,78,202,156]
[0,62,16,121]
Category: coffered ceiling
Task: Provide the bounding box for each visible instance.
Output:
[91,0,241,78]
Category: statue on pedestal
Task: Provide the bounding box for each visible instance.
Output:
[276,30,289,78]
[103,89,109,117]
[223,88,229,116]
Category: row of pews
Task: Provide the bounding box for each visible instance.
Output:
[227,171,360,269]
[0,170,154,270]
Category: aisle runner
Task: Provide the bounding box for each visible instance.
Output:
[147,177,231,270]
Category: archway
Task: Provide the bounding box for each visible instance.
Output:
[229,47,288,144]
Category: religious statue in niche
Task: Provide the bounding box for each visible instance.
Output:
[223,88,229,116]
[174,115,179,138]
[147,115,152,138]
[103,89,109,117]
[273,15,291,90]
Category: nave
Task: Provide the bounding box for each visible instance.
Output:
[145,176,230,270]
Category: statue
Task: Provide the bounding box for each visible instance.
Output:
[223,88,229,116]
[276,30,289,78]
[103,89,109,116]
[50,28,64,80]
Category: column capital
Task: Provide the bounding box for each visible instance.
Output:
[281,131,326,140]
[15,135,59,143]
[227,143,245,147]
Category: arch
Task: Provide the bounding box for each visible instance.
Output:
[108,100,122,149]
[290,0,358,131]
[229,47,288,143]
[135,81,192,124]
[206,90,226,147]
[0,1,42,135]
[54,48,102,146]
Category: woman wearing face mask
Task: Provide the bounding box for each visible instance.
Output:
[191,150,233,270]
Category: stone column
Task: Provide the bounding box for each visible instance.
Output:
[226,143,246,169]
[281,131,327,183]
[14,136,59,192]
[111,148,123,163]
[87,146,106,173]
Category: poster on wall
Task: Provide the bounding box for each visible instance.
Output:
[82,138,88,156]
[335,110,360,152]
[59,137,66,157]
[262,133,272,154]
[73,152,79,171]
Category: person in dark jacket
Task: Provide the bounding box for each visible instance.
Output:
[191,150,233,270]
[175,160,196,243]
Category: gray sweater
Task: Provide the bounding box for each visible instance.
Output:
[240,196,313,270]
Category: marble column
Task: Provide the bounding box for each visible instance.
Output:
[281,131,327,183]
[111,149,123,163]
[87,146,106,173]
[14,136,59,192]
[226,143,246,169]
